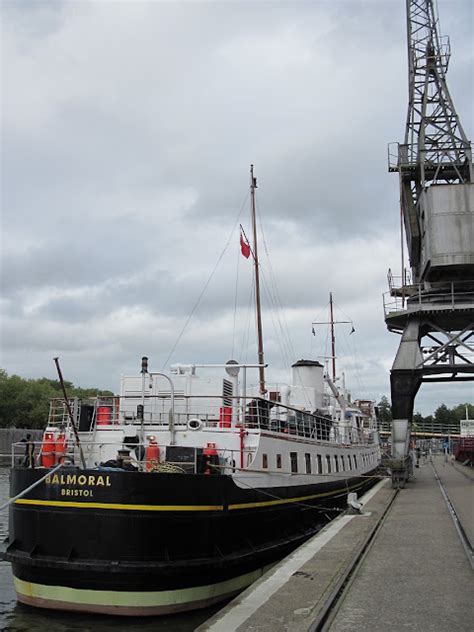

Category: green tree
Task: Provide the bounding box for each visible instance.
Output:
[451,403,474,422]
[434,403,458,434]
[412,411,423,432]
[376,396,392,431]
[0,370,113,429]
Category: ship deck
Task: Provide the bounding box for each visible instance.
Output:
[198,455,473,631]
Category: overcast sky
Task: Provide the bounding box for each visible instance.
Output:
[1,0,473,415]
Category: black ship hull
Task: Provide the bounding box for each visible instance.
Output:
[5,467,375,615]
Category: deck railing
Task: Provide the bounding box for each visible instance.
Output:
[10,439,259,473]
[45,395,375,449]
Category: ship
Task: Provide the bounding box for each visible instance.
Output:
[3,167,381,615]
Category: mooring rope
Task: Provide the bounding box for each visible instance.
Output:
[0,463,64,512]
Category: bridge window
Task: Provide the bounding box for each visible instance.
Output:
[290,452,298,473]
[326,455,332,473]
[305,453,311,474]
[316,454,322,474]
[276,454,282,469]
[262,454,268,469]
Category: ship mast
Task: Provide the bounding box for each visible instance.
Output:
[250,164,266,395]
[312,293,352,384]
[330,292,336,382]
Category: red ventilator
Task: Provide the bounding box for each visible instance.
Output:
[97,406,112,425]
[219,407,232,428]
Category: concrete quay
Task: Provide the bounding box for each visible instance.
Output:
[198,457,473,632]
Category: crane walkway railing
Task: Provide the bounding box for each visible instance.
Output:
[383,280,474,319]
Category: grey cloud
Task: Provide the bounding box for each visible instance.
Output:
[1,0,472,414]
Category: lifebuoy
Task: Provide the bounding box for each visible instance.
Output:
[188,418,203,431]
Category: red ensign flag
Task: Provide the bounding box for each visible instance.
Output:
[240,232,251,259]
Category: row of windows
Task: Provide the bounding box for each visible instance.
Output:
[261,450,377,474]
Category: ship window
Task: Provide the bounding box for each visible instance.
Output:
[276,454,282,469]
[326,455,332,473]
[305,453,311,474]
[316,454,322,474]
[262,454,268,469]
[334,456,339,472]
[269,391,281,403]
[290,452,298,473]
[347,455,352,470]
[340,455,345,471]
[354,455,358,468]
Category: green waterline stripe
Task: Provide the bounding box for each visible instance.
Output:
[14,564,273,608]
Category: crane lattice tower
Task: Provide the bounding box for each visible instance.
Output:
[385,0,473,487]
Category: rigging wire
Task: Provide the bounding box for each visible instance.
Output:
[239,275,256,366]
[309,305,328,356]
[231,238,241,359]
[257,206,297,365]
[161,191,249,371]
[254,198,313,409]
[331,297,367,397]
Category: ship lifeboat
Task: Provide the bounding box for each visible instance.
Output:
[145,436,160,471]
[40,428,56,468]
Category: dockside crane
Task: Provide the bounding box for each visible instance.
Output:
[385,0,473,487]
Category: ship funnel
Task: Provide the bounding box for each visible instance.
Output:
[291,360,324,411]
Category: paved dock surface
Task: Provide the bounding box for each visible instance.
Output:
[327,458,473,632]
[432,457,474,546]
[199,458,473,632]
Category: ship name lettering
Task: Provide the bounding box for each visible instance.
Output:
[61,488,93,497]
[44,474,111,487]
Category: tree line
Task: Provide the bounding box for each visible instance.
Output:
[377,395,473,435]
[0,369,113,429]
